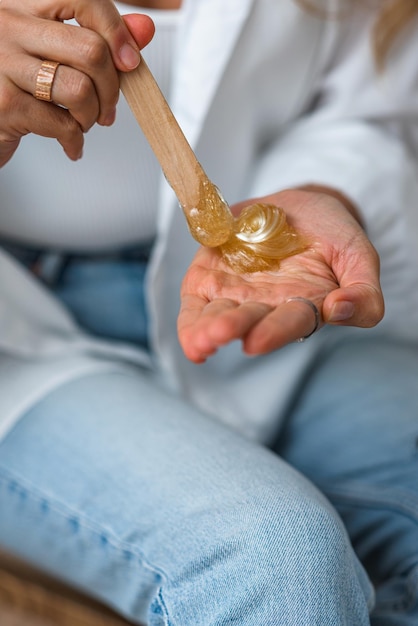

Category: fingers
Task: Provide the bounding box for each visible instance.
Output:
[178,294,324,362]
[3,90,84,161]
[0,1,155,164]
[267,187,384,329]
[178,295,273,363]
[243,298,322,355]
[179,275,383,363]
[0,54,87,163]
[12,50,105,133]
[21,0,147,71]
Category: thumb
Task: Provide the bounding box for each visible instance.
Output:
[71,3,154,71]
[122,14,155,54]
[323,283,384,328]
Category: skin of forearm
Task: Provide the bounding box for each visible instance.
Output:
[297,184,364,226]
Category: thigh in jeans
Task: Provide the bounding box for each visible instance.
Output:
[277,336,418,626]
[0,366,373,626]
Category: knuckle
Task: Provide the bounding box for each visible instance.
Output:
[360,288,385,328]
[56,111,83,143]
[66,71,95,106]
[80,32,110,69]
[64,118,83,140]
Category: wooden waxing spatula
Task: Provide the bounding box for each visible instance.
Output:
[120,57,234,247]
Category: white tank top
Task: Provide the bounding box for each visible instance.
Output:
[0,4,180,252]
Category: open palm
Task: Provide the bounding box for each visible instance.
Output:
[178,189,384,363]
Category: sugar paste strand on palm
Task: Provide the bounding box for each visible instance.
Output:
[185,192,307,273]
[219,203,307,272]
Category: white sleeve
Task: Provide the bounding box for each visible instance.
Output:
[250,6,418,245]
[249,5,418,337]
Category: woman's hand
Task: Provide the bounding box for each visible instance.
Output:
[0,0,155,166]
[178,188,384,363]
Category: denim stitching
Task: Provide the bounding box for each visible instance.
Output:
[0,465,168,582]
[149,588,172,626]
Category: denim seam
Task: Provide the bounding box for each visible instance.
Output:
[0,464,169,583]
[156,588,172,626]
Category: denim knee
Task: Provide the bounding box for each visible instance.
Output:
[159,485,374,625]
[237,494,372,610]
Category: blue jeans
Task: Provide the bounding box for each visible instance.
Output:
[0,261,417,625]
[275,335,418,626]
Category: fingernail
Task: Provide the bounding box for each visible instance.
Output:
[119,43,140,70]
[329,301,355,322]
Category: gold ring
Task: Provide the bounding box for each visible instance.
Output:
[34,60,60,102]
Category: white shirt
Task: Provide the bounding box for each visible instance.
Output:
[0,4,180,251]
[0,0,418,444]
